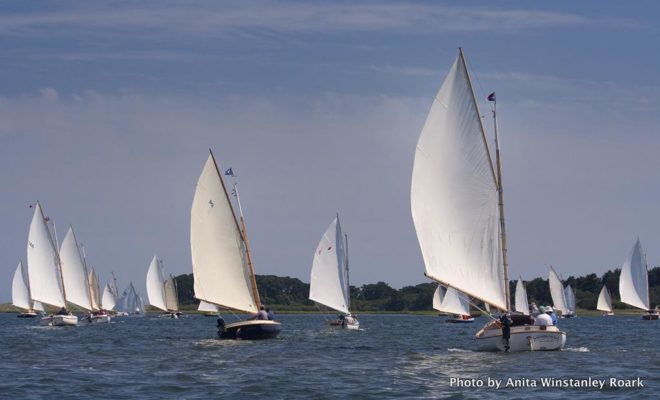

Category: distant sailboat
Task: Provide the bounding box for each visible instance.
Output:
[27,202,78,326]
[433,285,473,323]
[191,150,281,339]
[146,256,180,318]
[309,215,359,330]
[597,285,614,316]
[410,48,565,351]
[514,278,530,316]
[198,300,219,316]
[101,283,117,311]
[563,284,577,317]
[548,266,569,317]
[12,262,43,317]
[115,282,143,315]
[619,239,658,320]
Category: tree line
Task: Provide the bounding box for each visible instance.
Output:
[174,267,660,312]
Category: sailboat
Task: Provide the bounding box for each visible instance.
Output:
[12,261,44,317]
[309,215,359,330]
[86,268,111,322]
[198,300,219,316]
[115,282,143,315]
[563,284,577,317]
[619,239,658,320]
[514,278,530,316]
[146,255,180,318]
[410,48,565,351]
[27,202,78,326]
[548,266,569,317]
[191,150,281,339]
[433,285,474,323]
[101,283,117,312]
[597,285,614,316]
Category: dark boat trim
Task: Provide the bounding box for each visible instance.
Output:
[218,320,281,340]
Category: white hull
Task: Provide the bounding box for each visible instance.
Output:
[475,324,566,352]
[86,314,111,323]
[344,320,360,330]
[40,314,78,327]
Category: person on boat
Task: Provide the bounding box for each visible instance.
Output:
[266,308,275,321]
[217,316,226,334]
[250,305,269,320]
[545,306,557,325]
[529,302,539,315]
[499,313,513,352]
[57,307,68,315]
[534,307,553,326]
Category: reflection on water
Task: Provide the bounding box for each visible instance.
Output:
[0,313,656,399]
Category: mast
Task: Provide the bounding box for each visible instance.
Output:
[491,92,511,311]
[79,238,96,310]
[42,205,68,309]
[345,232,350,311]
[458,47,509,311]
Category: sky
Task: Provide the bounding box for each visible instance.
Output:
[2,1,660,303]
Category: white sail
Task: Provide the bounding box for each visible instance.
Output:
[136,293,145,314]
[59,226,93,311]
[432,285,471,315]
[115,284,133,313]
[309,217,349,314]
[619,239,649,311]
[514,278,530,315]
[88,269,101,311]
[27,203,66,308]
[146,255,167,312]
[12,262,32,311]
[411,52,506,310]
[101,283,116,310]
[191,153,257,313]
[548,267,568,314]
[564,285,576,312]
[596,285,613,313]
[164,275,179,312]
[198,300,219,313]
[33,301,44,312]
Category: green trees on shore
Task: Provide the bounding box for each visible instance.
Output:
[174,267,659,312]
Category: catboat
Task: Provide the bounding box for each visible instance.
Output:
[27,202,79,327]
[13,261,44,318]
[309,215,359,330]
[619,239,659,320]
[433,285,473,323]
[191,150,281,340]
[146,256,181,318]
[596,285,614,316]
[410,49,566,352]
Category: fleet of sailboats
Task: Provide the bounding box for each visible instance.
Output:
[190,150,281,339]
[411,48,566,351]
[309,215,359,330]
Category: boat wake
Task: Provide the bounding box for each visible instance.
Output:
[447,348,474,353]
[564,346,590,352]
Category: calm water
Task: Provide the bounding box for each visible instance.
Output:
[0,313,657,399]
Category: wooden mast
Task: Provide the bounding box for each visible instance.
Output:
[41,204,69,311]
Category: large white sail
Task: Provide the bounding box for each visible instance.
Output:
[432,285,471,316]
[564,285,576,313]
[60,226,93,311]
[596,285,613,313]
[198,300,219,313]
[548,267,568,314]
[411,52,506,310]
[27,203,66,308]
[164,275,179,312]
[146,255,167,312]
[12,262,32,311]
[88,269,101,311]
[191,153,257,313]
[101,283,116,310]
[309,217,349,314]
[514,278,529,315]
[619,239,649,311]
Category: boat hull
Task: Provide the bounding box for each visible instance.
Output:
[445,317,474,323]
[475,324,566,352]
[642,313,659,320]
[218,320,281,340]
[40,314,78,327]
[17,312,38,318]
[328,318,360,330]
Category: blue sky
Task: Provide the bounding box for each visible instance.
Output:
[2,1,660,302]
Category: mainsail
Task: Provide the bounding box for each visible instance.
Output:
[596,285,613,313]
[411,50,506,311]
[146,255,168,312]
[101,283,117,310]
[433,285,471,316]
[27,202,66,308]
[190,152,258,313]
[164,275,179,312]
[12,262,32,311]
[198,300,219,313]
[514,278,530,315]
[88,269,101,311]
[116,283,139,314]
[619,239,649,311]
[309,216,349,315]
[548,267,568,314]
[59,226,93,311]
